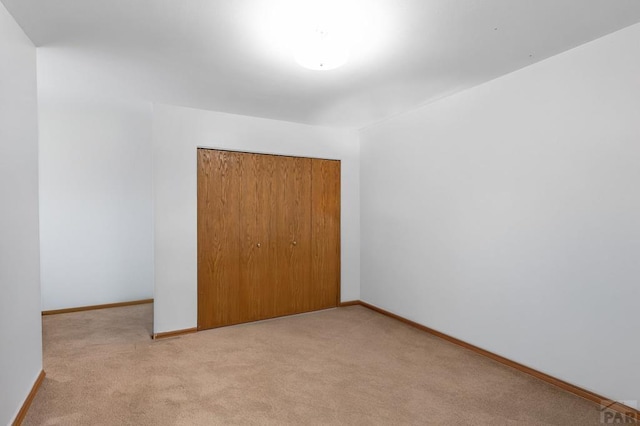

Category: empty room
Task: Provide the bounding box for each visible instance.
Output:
[1,0,639,425]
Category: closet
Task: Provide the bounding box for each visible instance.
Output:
[197,148,340,330]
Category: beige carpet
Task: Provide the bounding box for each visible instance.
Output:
[24,304,606,425]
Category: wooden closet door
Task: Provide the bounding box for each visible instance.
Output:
[198,149,340,330]
[311,159,341,309]
[238,152,278,322]
[274,156,312,316]
[197,149,242,329]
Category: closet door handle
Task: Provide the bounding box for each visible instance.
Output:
[256,243,261,248]
[292,241,297,246]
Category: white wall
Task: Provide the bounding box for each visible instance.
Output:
[153,104,360,333]
[0,3,43,424]
[360,23,640,404]
[37,87,154,310]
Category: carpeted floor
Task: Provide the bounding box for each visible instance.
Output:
[24,304,606,425]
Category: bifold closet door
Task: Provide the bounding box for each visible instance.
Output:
[236,153,313,322]
[198,149,339,330]
[311,159,340,310]
[197,150,277,328]
[197,149,243,328]
[273,155,313,316]
[237,152,276,323]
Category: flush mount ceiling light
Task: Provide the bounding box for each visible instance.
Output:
[294,28,349,70]
[252,0,389,73]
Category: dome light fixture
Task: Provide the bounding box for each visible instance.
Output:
[252,0,389,72]
[294,27,349,71]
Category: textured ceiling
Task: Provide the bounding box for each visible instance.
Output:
[3,0,640,128]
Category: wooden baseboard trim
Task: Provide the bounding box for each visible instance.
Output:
[349,300,639,421]
[42,299,154,316]
[152,327,197,340]
[12,370,45,426]
[338,300,361,307]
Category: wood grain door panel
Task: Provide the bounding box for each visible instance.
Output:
[197,149,242,329]
[198,149,339,330]
[274,156,312,316]
[311,159,341,309]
